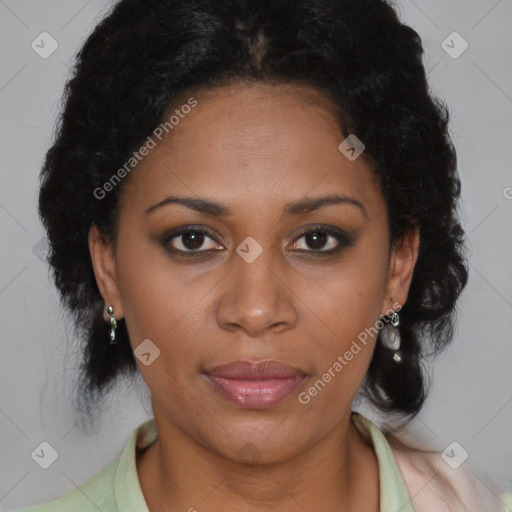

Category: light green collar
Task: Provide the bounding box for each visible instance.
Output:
[352,412,415,512]
[114,417,156,511]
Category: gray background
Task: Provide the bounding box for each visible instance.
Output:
[0,0,511,509]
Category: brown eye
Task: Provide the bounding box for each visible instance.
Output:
[291,226,355,255]
[165,227,223,254]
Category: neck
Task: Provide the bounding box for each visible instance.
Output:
[136,412,379,512]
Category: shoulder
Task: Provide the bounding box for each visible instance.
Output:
[15,458,119,512]
[14,417,155,512]
[386,433,504,512]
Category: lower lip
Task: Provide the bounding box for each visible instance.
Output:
[204,374,306,408]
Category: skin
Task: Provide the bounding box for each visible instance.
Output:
[88,82,420,512]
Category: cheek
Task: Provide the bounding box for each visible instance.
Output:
[114,233,219,376]
[307,241,389,346]
[293,233,389,401]
[114,237,174,338]
[295,277,385,422]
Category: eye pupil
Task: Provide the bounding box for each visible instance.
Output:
[306,230,327,250]
[182,230,205,250]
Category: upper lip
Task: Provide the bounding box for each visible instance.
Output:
[204,360,307,379]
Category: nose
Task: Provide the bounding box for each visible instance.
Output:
[215,245,298,338]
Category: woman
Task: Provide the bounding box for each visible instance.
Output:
[15,0,508,510]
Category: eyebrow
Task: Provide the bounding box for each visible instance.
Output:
[145,194,367,218]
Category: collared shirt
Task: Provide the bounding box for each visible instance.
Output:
[14,412,508,512]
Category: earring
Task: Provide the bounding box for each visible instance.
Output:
[107,305,117,345]
[380,310,403,363]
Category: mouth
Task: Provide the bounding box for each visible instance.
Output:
[202,360,308,409]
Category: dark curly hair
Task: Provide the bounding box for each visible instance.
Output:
[38,0,468,426]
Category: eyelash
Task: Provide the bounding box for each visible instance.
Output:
[163,225,355,258]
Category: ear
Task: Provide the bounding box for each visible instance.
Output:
[88,225,124,323]
[381,227,420,315]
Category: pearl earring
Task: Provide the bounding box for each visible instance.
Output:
[380,310,403,363]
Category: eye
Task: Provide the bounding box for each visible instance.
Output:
[164,226,223,255]
[290,225,355,255]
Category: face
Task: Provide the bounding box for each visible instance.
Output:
[89,82,419,463]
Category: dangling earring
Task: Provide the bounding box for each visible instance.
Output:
[380,310,403,363]
[107,305,117,345]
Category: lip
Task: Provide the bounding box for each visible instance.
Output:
[203,360,307,408]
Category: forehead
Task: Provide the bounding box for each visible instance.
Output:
[119,82,382,218]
